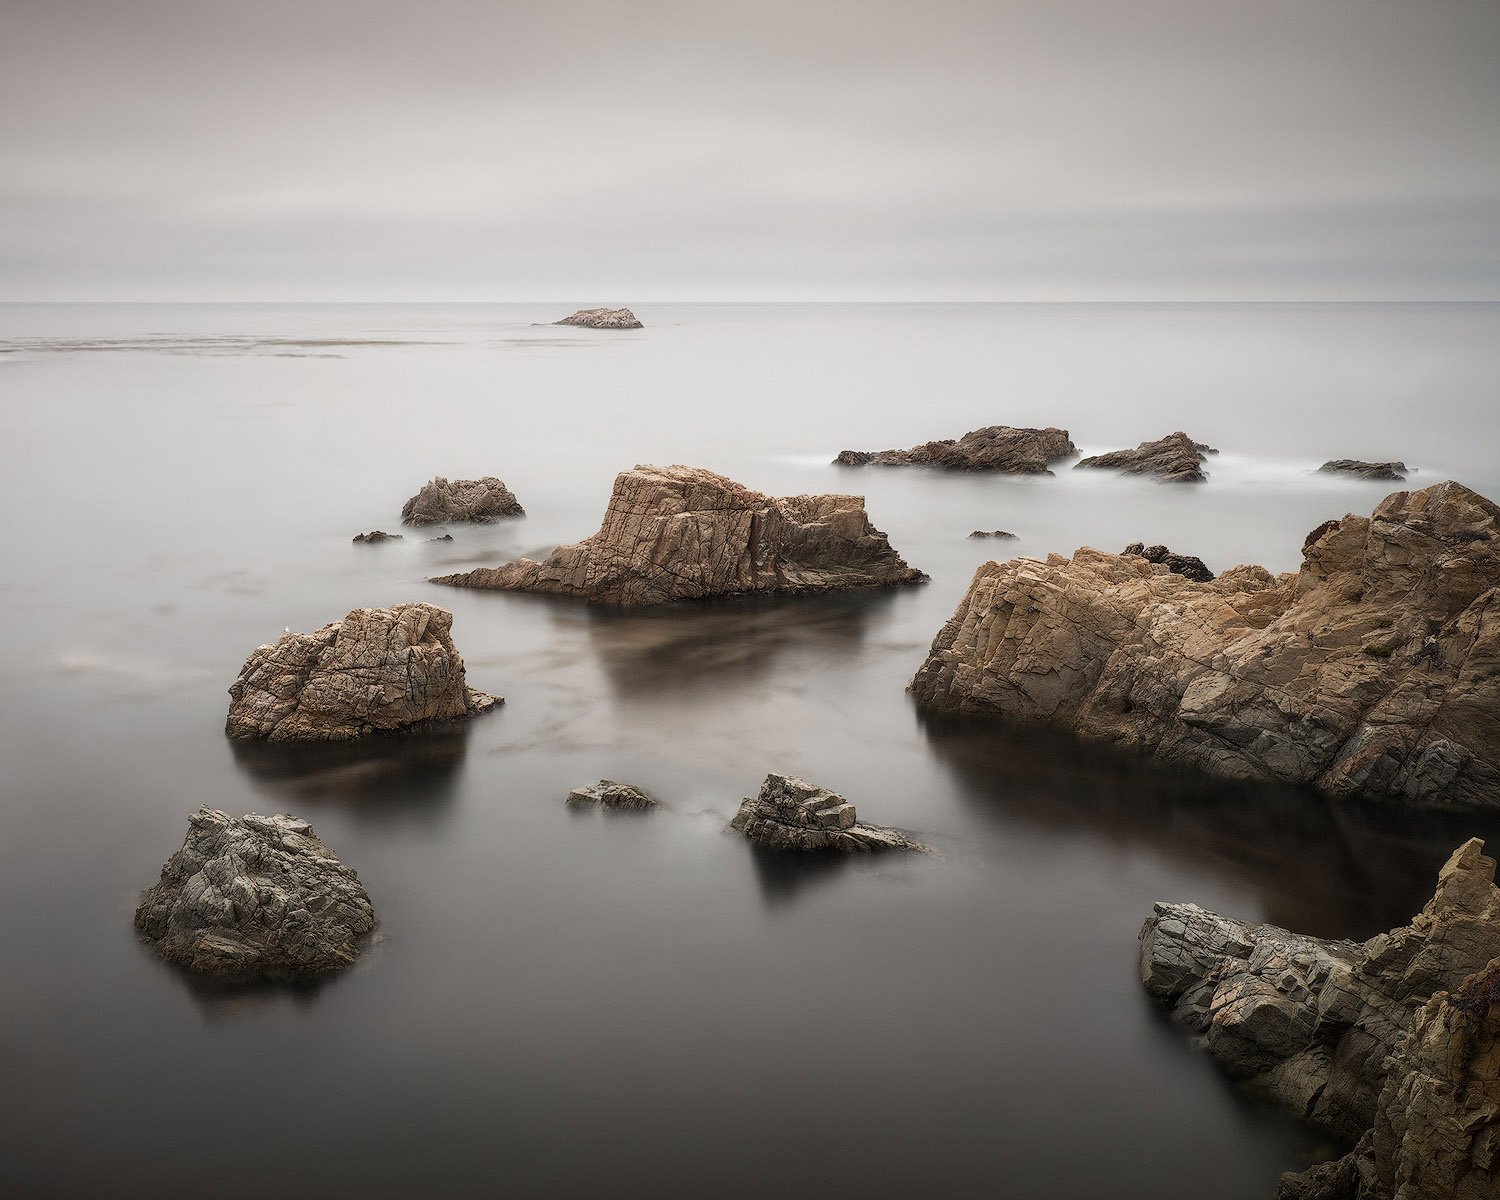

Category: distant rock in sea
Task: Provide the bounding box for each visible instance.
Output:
[834,425,1076,473]
[728,773,930,853]
[1074,430,1217,482]
[427,533,454,542]
[352,529,403,544]
[1320,458,1409,481]
[401,476,524,525]
[553,307,643,329]
[134,807,375,982]
[566,780,658,811]
[1121,542,1214,582]
[431,464,925,605]
[969,529,1018,540]
[910,481,1500,806]
[225,602,500,741]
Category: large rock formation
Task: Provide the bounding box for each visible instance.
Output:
[1139,839,1500,1199]
[910,481,1500,806]
[728,773,930,853]
[834,425,1077,473]
[1075,430,1217,482]
[134,808,375,982]
[226,602,500,741]
[1321,460,1409,482]
[401,476,524,525]
[553,307,643,329]
[431,465,926,605]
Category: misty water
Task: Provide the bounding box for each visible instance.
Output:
[3,301,1500,1199]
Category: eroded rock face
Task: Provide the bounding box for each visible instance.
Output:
[566,780,658,811]
[1139,840,1500,1199]
[401,477,524,525]
[553,307,643,329]
[728,773,930,853]
[910,481,1500,806]
[1321,460,1409,482]
[226,603,500,741]
[431,464,925,605]
[134,808,375,982]
[1075,430,1217,482]
[834,426,1077,474]
[352,530,403,543]
[1122,542,1214,582]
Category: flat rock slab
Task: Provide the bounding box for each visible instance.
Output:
[1320,459,1409,481]
[728,773,930,853]
[1075,430,1216,482]
[566,780,658,811]
[402,476,524,525]
[835,425,1076,473]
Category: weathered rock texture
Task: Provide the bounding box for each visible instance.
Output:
[1321,460,1410,483]
[566,780,658,811]
[969,529,1018,540]
[226,603,499,741]
[1075,430,1217,482]
[135,808,375,982]
[553,307,643,329]
[401,476,524,525]
[1139,839,1500,1200]
[910,481,1500,806]
[431,465,925,605]
[834,426,1077,474]
[352,530,403,543]
[728,773,930,853]
[1122,542,1215,583]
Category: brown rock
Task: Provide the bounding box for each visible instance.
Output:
[834,426,1077,474]
[1122,542,1214,582]
[969,529,1018,540]
[728,773,931,853]
[553,307,643,329]
[401,477,523,525]
[1320,459,1409,482]
[352,530,403,544]
[1075,430,1217,482]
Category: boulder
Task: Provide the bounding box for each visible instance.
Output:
[1122,542,1214,582]
[1320,460,1409,482]
[401,476,524,525]
[431,464,926,605]
[226,602,500,741]
[565,780,658,811]
[969,529,1018,540]
[834,426,1077,474]
[910,481,1500,806]
[134,807,375,982]
[352,530,403,544]
[553,307,643,329]
[728,773,930,853]
[1075,430,1217,482]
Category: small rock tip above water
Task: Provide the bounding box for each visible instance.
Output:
[566,779,658,811]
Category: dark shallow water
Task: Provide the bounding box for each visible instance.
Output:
[2,302,1499,1199]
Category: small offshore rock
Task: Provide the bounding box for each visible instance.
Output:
[352,530,403,544]
[1121,542,1214,582]
[728,773,930,853]
[427,534,454,542]
[1320,459,1409,482]
[565,780,658,811]
[969,529,1018,540]
[834,426,1076,474]
[553,307,643,329]
[134,807,375,982]
[1075,431,1217,482]
[401,476,524,525]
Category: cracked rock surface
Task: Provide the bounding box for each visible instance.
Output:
[401,476,524,525]
[834,425,1077,473]
[226,602,500,741]
[1075,430,1217,482]
[431,464,925,605]
[910,481,1500,806]
[553,307,643,329]
[1321,460,1410,482]
[728,773,930,853]
[1139,839,1500,1200]
[134,808,376,982]
[566,780,658,811]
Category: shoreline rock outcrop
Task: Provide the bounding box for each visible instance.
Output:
[401,476,524,525]
[1320,460,1409,482]
[1140,839,1500,1199]
[728,773,930,853]
[226,602,500,741]
[432,464,926,605]
[135,808,376,982]
[566,780,658,811]
[909,481,1500,806]
[553,307,643,329]
[834,426,1077,474]
[1122,542,1214,582]
[1075,431,1217,482]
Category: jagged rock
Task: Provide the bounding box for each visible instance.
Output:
[1139,840,1500,1199]
[225,602,500,741]
[1075,431,1217,482]
[401,476,524,525]
[566,780,658,811]
[427,534,454,542]
[1321,460,1409,482]
[834,426,1077,474]
[431,464,925,605]
[728,773,930,853]
[1122,542,1214,582]
[134,808,375,982]
[352,530,403,544]
[910,481,1500,806]
[553,307,643,329]
[969,529,1018,540]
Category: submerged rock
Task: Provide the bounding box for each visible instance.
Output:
[834,426,1077,474]
[1075,430,1217,482]
[401,476,524,525]
[969,529,1018,540]
[1140,839,1500,1199]
[431,464,925,605]
[1320,459,1409,482]
[910,481,1500,806]
[226,602,500,741]
[352,529,403,544]
[553,307,643,329]
[427,534,454,542]
[1122,542,1214,582]
[134,808,375,982]
[728,773,929,853]
[565,780,658,811]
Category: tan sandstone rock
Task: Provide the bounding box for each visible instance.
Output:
[910,481,1500,806]
[834,425,1077,473]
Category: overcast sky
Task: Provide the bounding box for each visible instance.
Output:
[3,0,1498,301]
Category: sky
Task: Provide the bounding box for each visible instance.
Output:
[3,0,1498,301]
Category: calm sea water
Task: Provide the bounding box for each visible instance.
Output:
[3,302,1499,1199]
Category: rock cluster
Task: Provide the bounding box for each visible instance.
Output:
[910,481,1500,806]
[1075,430,1217,482]
[401,476,524,525]
[834,425,1077,474]
[1321,460,1409,482]
[1122,541,1214,582]
[134,808,375,982]
[352,530,403,544]
[728,773,930,853]
[1139,839,1500,1199]
[565,780,658,811]
[969,529,1018,540]
[431,464,925,605]
[553,307,643,329]
[226,602,500,741]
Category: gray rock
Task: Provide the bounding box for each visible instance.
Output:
[969,529,1018,540]
[728,773,930,853]
[834,426,1077,474]
[565,780,658,811]
[401,476,524,525]
[1320,459,1409,482]
[352,530,403,543]
[1075,430,1217,482]
[553,307,643,329]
